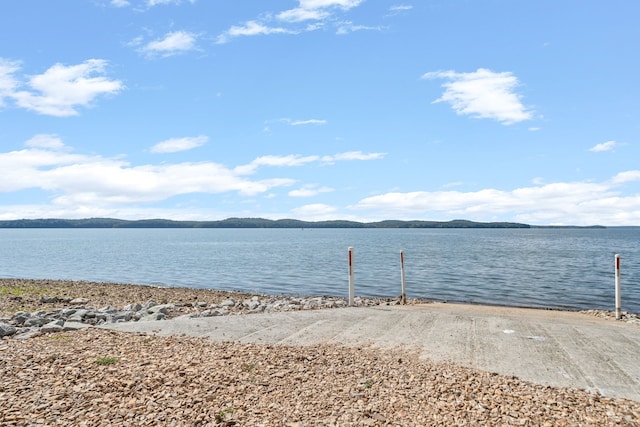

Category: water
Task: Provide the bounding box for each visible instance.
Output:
[0,228,638,313]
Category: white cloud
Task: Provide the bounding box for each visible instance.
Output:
[389,5,412,12]
[290,118,327,126]
[336,22,384,35]
[150,135,208,153]
[289,184,334,197]
[106,1,196,10]
[442,181,464,189]
[110,0,130,7]
[235,151,384,175]
[0,138,295,207]
[351,174,640,225]
[216,21,293,44]
[278,0,363,22]
[24,134,66,150]
[277,8,331,23]
[0,59,20,107]
[217,0,366,43]
[321,151,386,163]
[267,118,327,127]
[0,148,104,192]
[253,154,320,167]
[0,140,385,220]
[235,154,320,175]
[141,31,198,57]
[589,140,617,152]
[3,59,123,117]
[147,0,196,6]
[610,170,640,185]
[304,22,326,32]
[291,203,338,220]
[422,68,533,125]
[299,0,362,9]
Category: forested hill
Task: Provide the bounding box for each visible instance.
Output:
[0,217,535,229]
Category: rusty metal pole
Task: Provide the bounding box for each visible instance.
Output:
[615,254,621,320]
[400,250,407,304]
[348,247,354,306]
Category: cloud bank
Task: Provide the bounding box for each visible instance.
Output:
[351,174,640,226]
[0,138,385,220]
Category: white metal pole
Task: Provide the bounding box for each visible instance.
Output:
[615,254,621,320]
[348,247,354,306]
[400,250,406,304]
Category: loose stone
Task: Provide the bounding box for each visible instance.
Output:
[0,322,17,338]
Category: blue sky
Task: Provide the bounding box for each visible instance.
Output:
[1,1,638,225]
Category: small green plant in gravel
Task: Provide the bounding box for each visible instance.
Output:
[241,363,256,372]
[0,284,49,297]
[0,283,54,316]
[95,356,120,366]
[215,407,234,423]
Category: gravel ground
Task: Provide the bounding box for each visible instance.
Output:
[2,279,640,426]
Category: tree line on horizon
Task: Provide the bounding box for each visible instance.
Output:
[0,217,535,229]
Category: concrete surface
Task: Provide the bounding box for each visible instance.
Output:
[101,303,640,402]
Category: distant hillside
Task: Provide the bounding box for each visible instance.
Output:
[0,217,533,228]
[530,225,606,229]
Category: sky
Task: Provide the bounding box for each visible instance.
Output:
[1,1,639,226]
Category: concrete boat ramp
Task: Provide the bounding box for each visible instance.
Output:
[101,303,640,402]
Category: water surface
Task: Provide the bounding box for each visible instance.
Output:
[1,228,638,312]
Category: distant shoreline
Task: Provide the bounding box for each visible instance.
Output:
[0,217,608,229]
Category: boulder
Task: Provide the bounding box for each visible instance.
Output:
[220,298,236,307]
[243,298,262,311]
[146,304,174,315]
[24,317,50,328]
[11,312,30,326]
[13,328,42,340]
[123,303,142,312]
[0,322,17,338]
[139,313,166,322]
[67,309,89,322]
[143,300,158,310]
[63,321,91,331]
[40,319,64,333]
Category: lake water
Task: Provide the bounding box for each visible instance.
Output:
[0,228,638,313]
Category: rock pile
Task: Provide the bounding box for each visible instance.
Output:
[191,294,384,317]
[580,309,640,325]
[0,294,388,340]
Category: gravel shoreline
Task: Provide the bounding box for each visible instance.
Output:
[2,279,640,426]
[0,278,392,320]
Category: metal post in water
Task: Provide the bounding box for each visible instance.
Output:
[348,247,354,306]
[615,254,621,320]
[400,250,406,304]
